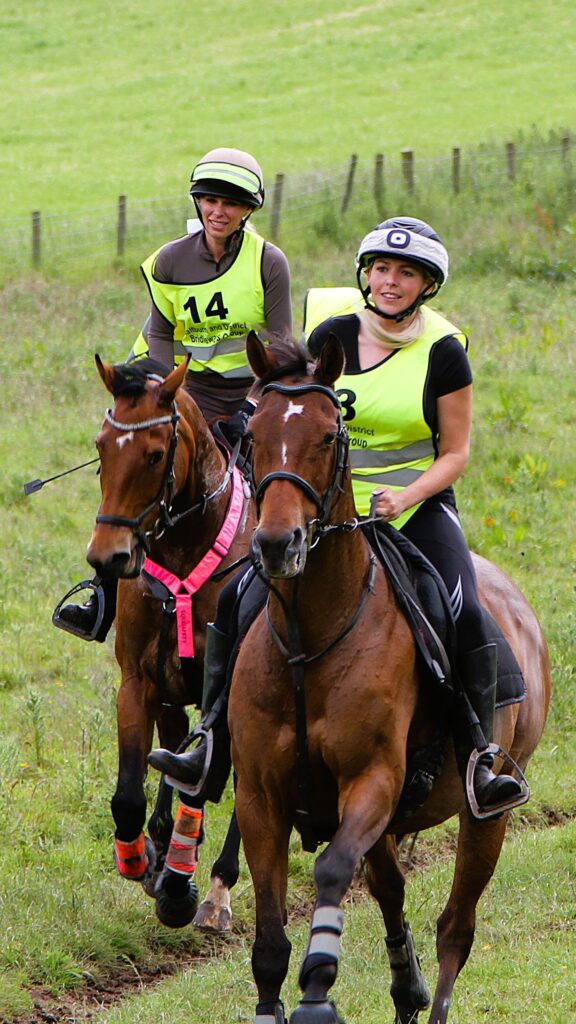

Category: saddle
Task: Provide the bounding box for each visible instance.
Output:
[363,519,526,707]
[362,519,527,826]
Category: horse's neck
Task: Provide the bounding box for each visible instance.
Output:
[159,400,230,557]
[271,520,372,651]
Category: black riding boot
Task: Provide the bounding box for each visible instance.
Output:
[458,643,523,813]
[147,624,234,803]
[53,576,117,642]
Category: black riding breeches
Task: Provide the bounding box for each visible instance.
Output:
[400,499,485,656]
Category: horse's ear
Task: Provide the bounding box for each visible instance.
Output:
[313,334,345,388]
[156,356,191,407]
[95,353,118,395]
[246,331,275,380]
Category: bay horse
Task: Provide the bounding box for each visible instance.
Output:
[229,333,551,1024]
[85,354,253,931]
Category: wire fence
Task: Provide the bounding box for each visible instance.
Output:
[1,129,573,278]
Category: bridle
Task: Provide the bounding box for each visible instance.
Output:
[252,382,350,541]
[96,400,236,554]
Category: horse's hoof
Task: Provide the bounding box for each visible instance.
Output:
[141,867,162,899]
[154,877,199,929]
[289,1000,345,1024]
[193,899,233,933]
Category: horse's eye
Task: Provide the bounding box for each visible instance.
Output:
[323,433,337,446]
[148,450,164,467]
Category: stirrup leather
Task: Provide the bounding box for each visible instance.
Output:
[52,579,106,641]
[465,742,530,820]
[163,724,214,797]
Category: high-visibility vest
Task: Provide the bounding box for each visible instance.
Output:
[301,286,365,342]
[129,230,266,378]
[333,304,467,525]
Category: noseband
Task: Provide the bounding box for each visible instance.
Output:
[253,382,349,532]
[95,405,181,552]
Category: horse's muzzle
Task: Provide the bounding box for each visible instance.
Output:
[87,535,145,579]
[252,525,307,578]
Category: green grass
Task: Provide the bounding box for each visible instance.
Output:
[1,0,575,217]
[1,204,575,1019]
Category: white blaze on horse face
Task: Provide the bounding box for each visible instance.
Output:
[284,401,304,422]
[116,431,134,448]
[281,401,304,465]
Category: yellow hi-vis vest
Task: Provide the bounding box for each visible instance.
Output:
[332,305,467,527]
[301,287,365,342]
[129,230,267,377]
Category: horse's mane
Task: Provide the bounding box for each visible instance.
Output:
[256,335,313,388]
[109,358,172,398]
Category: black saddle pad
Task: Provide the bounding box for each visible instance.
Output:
[364,520,526,707]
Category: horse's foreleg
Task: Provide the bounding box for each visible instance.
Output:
[194,806,241,933]
[292,773,400,1024]
[145,704,191,886]
[364,833,431,1024]
[236,785,292,1024]
[427,811,508,1024]
[111,671,157,883]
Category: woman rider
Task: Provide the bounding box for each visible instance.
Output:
[55,147,292,641]
[149,217,523,818]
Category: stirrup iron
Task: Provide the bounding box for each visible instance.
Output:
[465,742,530,820]
[52,579,107,641]
[163,724,214,797]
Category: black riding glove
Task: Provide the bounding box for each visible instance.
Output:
[221,398,257,446]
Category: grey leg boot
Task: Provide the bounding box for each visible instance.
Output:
[147,623,233,802]
[458,643,523,814]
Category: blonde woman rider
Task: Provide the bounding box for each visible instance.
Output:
[150,217,524,820]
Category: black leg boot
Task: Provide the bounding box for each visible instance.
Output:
[53,576,117,642]
[458,643,524,815]
[147,623,234,802]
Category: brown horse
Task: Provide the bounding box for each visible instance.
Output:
[229,334,551,1024]
[86,354,254,931]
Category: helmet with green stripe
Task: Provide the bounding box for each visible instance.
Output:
[189,148,265,209]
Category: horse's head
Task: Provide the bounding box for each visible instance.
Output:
[86,355,189,578]
[246,332,349,578]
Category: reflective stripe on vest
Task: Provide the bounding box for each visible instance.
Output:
[134,231,267,377]
[335,305,467,527]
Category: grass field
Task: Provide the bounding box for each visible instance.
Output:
[2,0,575,218]
[1,202,575,1020]
[1,3,576,1019]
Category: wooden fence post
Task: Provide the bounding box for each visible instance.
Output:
[117,194,127,257]
[506,142,516,181]
[341,154,358,213]
[374,153,385,215]
[269,173,285,241]
[452,147,461,194]
[401,149,415,193]
[32,210,41,268]
[561,133,572,166]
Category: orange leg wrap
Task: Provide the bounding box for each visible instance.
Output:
[114,831,149,880]
[165,804,204,876]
